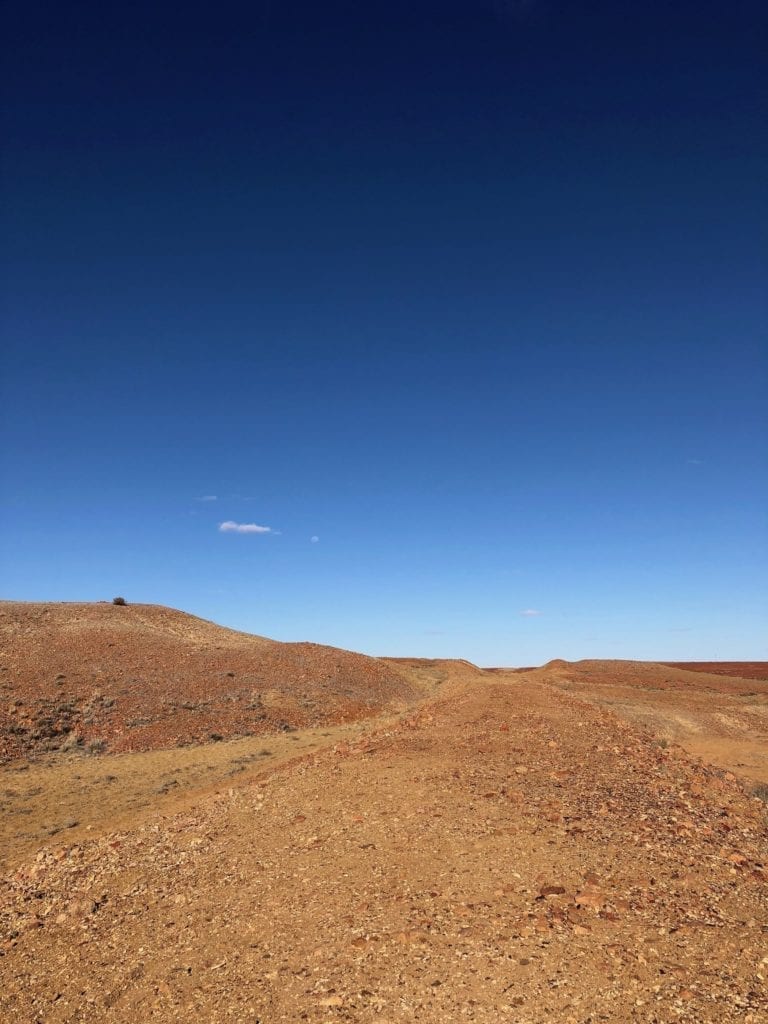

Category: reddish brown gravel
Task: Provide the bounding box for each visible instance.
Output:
[661,663,768,682]
[1,607,766,1022]
[0,602,419,762]
[1,665,766,1023]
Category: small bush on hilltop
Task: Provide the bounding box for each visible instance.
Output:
[112,596,127,606]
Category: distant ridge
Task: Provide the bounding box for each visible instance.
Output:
[382,656,484,673]
[660,661,768,681]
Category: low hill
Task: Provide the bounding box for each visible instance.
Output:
[0,601,420,761]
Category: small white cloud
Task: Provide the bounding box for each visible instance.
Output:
[310,535,319,543]
[197,495,218,501]
[520,609,542,617]
[219,521,274,534]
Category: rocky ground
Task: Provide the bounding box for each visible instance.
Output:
[545,660,768,786]
[0,602,418,761]
[1,659,766,1023]
[661,664,768,682]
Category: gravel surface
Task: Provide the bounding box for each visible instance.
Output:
[0,602,418,761]
[2,668,766,1023]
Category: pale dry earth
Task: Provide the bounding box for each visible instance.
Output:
[0,716,401,872]
[1,607,767,1023]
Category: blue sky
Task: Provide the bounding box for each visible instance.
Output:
[1,1,766,664]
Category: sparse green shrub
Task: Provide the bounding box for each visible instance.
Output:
[112,596,127,606]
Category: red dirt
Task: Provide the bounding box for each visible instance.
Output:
[1,670,766,1022]
[0,602,419,762]
[1,611,767,1021]
[544,658,768,695]
[661,662,768,681]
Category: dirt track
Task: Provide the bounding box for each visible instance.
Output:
[0,716,397,871]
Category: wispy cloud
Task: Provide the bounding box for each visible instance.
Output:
[219,521,275,534]
[310,535,319,543]
[686,459,703,466]
[423,629,445,636]
[520,609,542,617]
[197,494,218,501]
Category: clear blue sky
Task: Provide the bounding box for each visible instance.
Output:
[1,1,766,664]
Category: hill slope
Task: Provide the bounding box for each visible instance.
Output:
[0,601,419,761]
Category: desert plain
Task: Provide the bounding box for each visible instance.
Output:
[1,601,766,1023]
